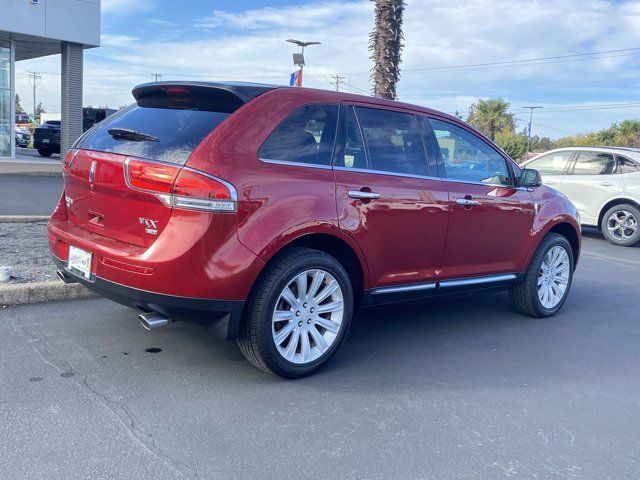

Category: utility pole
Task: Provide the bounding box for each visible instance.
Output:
[330,74,346,92]
[28,72,42,123]
[523,106,543,161]
[286,39,321,87]
[151,73,163,82]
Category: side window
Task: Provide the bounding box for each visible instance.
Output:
[428,118,512,186]
[526,151,572,175]
[258,104,338,166]
[333,106,367,169]
[571,152,616,175]
[355,107,428,176]
[617,156,640,174]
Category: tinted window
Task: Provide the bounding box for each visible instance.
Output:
[617,156,640,174]
[571,152,616,175]
[259,104,338,166]
[333,106,367,169]
[76,89,232,165]
[526,151,572,175]
[428,118,512,186]
[356,107,428,176]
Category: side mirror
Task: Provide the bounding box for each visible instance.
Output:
[519,168,542,188]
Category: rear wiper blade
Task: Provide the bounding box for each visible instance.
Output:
[107,128,159,142]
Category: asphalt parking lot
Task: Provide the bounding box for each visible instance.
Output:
[1,231,639,479]
[0,174,62,215]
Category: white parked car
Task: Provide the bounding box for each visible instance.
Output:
[524,147,640,246]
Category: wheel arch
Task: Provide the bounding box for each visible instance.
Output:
[547,222,581,266]
[597,197,640,231]
[259,232,369,307]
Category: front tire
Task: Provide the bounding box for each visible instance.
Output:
[38,148,53,157]
[510,233,574,318]
[600,204,640,247]
[237,247,353,378]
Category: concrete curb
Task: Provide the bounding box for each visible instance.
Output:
[0,280,98,307]
[0,215,50,223]
[0,161,62,176]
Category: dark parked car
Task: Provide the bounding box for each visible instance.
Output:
[49,82,581,377]
[33,120,61,157]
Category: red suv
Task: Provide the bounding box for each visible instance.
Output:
[48,82,581,377]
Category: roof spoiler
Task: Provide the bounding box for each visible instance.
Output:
[132,81,278,113]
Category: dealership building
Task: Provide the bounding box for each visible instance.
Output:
[0,0,100,159]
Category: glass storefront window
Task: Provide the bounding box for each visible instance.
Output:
[0,42,11,157]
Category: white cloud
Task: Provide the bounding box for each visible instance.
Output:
[100,0,154,16]
[14,0,640,137]
[100,34,139,48]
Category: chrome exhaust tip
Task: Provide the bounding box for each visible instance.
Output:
[138,313,171,330]
[56,269,77,284]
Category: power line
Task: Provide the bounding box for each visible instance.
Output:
[402,47,640,73]
[343,47,640,76]
[530,102,640,113]
[342,81,370,95]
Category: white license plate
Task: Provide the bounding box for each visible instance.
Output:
[68,246,92,279]
[42,138,50,143]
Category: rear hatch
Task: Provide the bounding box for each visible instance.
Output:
[64,82,268,248]
[34,122,60,145]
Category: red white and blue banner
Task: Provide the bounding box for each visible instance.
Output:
[289,68,303,87]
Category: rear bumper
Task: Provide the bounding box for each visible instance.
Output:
[53,256,245,339]
[33,139,61,151]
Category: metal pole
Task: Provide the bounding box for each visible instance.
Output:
[331,74,346,91]
[523,106,542,161]
[29,72,41,123]
[299,46,304,87]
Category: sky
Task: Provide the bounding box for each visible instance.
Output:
[14,0,640,139]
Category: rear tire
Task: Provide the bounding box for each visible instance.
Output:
[510,233,574,318]
[38,148,52,157]
[237,247,353,378]
[600,204,640,247]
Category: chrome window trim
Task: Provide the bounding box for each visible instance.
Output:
[371,282,437,295]
[439,273,517,288]
[259,157,333,170]
[334,166,442,182]
[440,177,517,188]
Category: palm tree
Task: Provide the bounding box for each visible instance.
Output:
[616,120,640,146]
[467,98,514,141]
[369,0,406,100]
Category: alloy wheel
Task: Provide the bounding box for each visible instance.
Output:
[272,269,344,365]
[607,210,638,242]
[537,245,570,309]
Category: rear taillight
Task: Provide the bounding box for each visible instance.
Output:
[126,159,180,194]
[124,158,236,212]
[63,149,78,172]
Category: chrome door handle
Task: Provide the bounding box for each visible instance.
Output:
[456,198,480,206]
[599,181,615,187]
[348,190,381,200]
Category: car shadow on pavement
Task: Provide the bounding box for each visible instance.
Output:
[168,283,621,393]
[581,226,640,248]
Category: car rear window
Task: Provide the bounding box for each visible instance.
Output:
[75,87,236,164]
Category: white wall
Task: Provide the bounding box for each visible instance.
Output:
[0,0,100,47]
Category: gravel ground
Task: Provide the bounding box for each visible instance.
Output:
[0,222,57,283]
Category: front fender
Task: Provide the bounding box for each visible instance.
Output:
[527,186,582,267]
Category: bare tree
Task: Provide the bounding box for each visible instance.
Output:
[369,0,406,100]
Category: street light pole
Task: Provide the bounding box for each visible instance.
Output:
[286,39,321,87]
[523,106,543,161]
